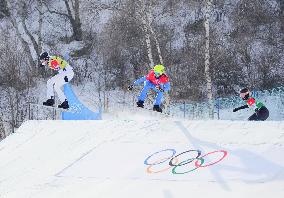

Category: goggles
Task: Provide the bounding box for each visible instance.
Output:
[240,92,249,98]
[154,72,161,77]
[40,59,48,66]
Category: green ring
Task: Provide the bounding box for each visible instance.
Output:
[172,158,205,175]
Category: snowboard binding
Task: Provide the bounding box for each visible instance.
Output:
[136,100,144,108]
[43,97,55,106]
[58,99,69,109]
[153,105,162,113]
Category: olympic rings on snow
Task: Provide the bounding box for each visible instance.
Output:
[144,149,228,175]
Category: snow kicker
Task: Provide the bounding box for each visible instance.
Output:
[61,84,101,120]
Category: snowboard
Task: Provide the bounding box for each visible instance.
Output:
[33,102,84,114]
[135,106,171,117]
[29,103,69,112]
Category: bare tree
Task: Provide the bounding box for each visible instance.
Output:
[20,0,44,67]
[38,0,43,64]
[204,0,214,118]
[4,0,48,74]
[0,32,30,134]
[5,1,36,69]
[0,0,10,18]
[45,0,83,41]
[0,114,6,140]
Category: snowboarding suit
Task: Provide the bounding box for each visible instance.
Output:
[133,70,170,106]
[234,97,269,121]
[46,56,74,103]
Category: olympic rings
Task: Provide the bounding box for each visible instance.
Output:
[144,148,228,175]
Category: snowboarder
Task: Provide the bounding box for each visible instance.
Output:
[233,88,269,121]
[128,64,170,113]
[39,52,74,109]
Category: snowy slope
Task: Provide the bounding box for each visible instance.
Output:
[0,119,284,198]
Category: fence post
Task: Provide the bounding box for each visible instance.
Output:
[217,98,220,120]
[182,101,185,118]
[28,103,31,120]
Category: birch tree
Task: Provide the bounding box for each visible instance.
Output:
[135,0,165,66]
[204,0,214,119]
[135,0,154,67]
[37,0,43,65]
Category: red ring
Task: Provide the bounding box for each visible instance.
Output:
[195,150,228,168]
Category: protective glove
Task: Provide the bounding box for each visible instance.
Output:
[233,108,239,112]
[128,85,134,91]
[156,86,164,92]
[64,76,68,82]
[233,105,248,112]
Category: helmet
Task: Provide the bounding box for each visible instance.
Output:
[239,88,250,100]
[39,52,49,61]
[240,88,249,93]
[153,64,165,76]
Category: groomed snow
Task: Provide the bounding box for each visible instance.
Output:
[0,118,284,198]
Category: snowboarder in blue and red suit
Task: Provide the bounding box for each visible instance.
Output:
[128,64,170,113]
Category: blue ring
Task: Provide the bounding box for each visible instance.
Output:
[144,149,176,165]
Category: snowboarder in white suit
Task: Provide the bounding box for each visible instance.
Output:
[39,52,74,109]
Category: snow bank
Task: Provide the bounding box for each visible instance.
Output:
[0,120,283,198]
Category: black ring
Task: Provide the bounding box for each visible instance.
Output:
[169,149,201,167]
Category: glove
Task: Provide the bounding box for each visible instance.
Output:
[156,86,164,92]
[128,85,134,91]
[233,105,248,112]
[64,76,68,82]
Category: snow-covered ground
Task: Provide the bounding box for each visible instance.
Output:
[0,116,284,198]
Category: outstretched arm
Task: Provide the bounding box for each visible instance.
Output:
[233,105,249,112]
[128,76,146,91]
[162,82,170,92]
[133,76,146,86]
